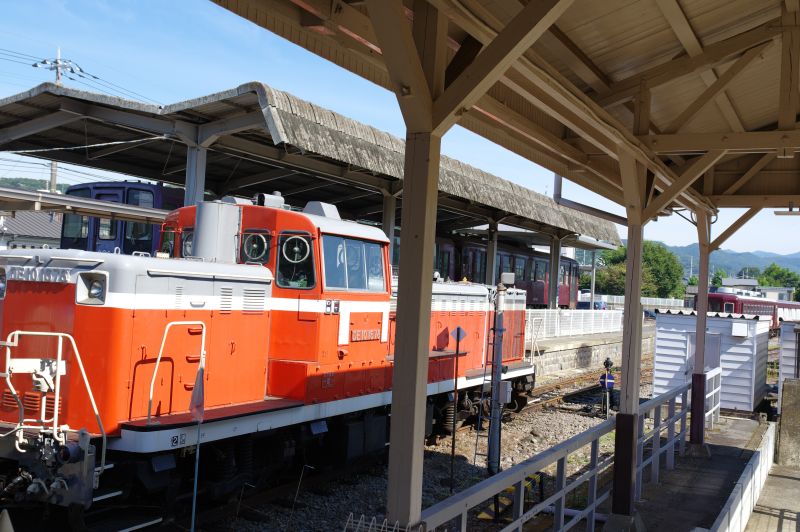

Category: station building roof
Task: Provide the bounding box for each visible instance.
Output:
[0,82,620,249]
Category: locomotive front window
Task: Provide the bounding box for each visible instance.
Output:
[239,230,271,264]
[61,187,90,249]
[181,229,194,258]
[97,218,117,241]
[277,232,315,289]
[322,235,386,292]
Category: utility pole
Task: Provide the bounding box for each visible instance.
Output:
[34,48,63,192]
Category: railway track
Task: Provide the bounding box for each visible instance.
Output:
[57,363,656,531]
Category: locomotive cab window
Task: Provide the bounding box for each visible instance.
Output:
[180,229,194,258]
[277,232,315,289]
[61,187,90,249]
[322,235,385,292]
[239,230,272,264]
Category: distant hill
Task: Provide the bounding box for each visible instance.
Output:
[0,177,69,193]
[620,240,800,276]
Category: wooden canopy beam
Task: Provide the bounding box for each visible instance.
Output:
[779,8,800,132]
[366,0,433,132]
[642,150,726,221]
[664,43,770,134]
[710,207,761,251]
[655,0,745,132]
[432,0,574,135]
[597,19,780,107]
[639,129,800,154]
[710,195,800,208]
[721,153,777,195]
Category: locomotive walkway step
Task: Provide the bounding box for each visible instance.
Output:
[92,487,123,503]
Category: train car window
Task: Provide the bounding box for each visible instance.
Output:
[322,235,385,291]
[366,242,385,291]
[323,236,348,289]
[160,230,176,256]
[61,187,90,249]
[239,230,271,264]
[277,232,315,289]
[124,190,155,254]
[724,302,734,313]
[97,218,117,241]
[708,298,722,312]
[534,260,546,282]
[474,250,486,283]
[514,257,525,280]
[559,265,566,283]
[181,229,194,257]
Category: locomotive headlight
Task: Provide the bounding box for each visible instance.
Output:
[88,280,105,299]
[76,272,108,305]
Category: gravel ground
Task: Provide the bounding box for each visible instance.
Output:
[219,376,654,532]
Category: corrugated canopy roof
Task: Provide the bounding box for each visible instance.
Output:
[0,82,620,247]
[213,0,800,222]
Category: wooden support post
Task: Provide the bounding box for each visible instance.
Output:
[612,146,646,518]
[691,209,711,445]
[367,0,448,526]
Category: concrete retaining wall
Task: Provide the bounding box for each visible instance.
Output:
[531,333,655,377]
[778,378,800,467]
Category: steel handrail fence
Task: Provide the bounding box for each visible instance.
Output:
[420,382,695,531]
[634,383,690,501]
[704,367,722,429]
[524,310,624,350]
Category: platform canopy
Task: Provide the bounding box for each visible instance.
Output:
[0,82,619,248]
[210,0,800,526]
[215,0,800,216]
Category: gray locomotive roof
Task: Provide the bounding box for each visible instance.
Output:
[0,82,619,247]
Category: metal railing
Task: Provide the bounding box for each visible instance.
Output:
[704,367,722,429]
[582,295,687,309]
[0,331,107,474]
[419,381,699,531]
[524,309,624,349]
[635,383,690,501]
[421,418,616,531]
[147,321,207,425]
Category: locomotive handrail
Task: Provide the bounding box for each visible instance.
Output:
[1,331,107,474]
[146,321,207,426]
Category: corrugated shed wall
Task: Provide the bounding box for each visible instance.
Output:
[779,321,800,413]
[654,314,769,411]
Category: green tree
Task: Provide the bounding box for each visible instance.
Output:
[597,242,684,298]
[595,263,626,295]
[579,272,592,290]
[642,241,685,298]
[711,269,727,287]
[738,266,760,279]
[758,263,800,300]
[688,275,698,286]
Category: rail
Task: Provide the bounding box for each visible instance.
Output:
[704,367,722,429]
[0,331,107,474]
[635,383,690,502]
[524,309,623,348]
[146,321,207,425]
[421,418,615,531]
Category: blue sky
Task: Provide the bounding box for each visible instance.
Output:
[0,0,795,254]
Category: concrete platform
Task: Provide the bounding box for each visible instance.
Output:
[744,465,800,531]
[634,417,768,532]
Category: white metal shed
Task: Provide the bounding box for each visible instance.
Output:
[654,311,770,412]
[779,321,800,414]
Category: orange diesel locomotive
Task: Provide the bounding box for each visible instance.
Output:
[0,194,532,516]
